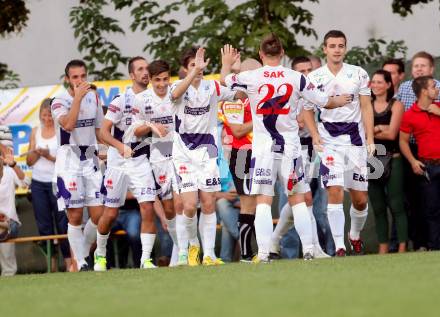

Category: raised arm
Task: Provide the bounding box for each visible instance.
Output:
[220,44,240,85]
[58,82,91,131]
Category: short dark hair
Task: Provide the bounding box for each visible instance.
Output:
[291,56,311,70]
[148,60,170,78]
[371,70,394,102]
[128,56,146,74]
[412,51,434,67]
[260,33,283,56]
[412,75,434,98]
[382,58,405,74]
[323,30,347,46]
[180,46,199,69]
[65,59,87,77]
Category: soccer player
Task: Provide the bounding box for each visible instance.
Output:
[220,58,260,262]
[221,34,352,262]
[170,47,241,266]
[51,60,104,271]
[93,56,159,271]
[131,60,180,266]
[305,30,375,256]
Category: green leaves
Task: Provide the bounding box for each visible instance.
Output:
[0,63,20,89]
[391,0,437,17]
[0,0,29,37]
[344,38,407,66]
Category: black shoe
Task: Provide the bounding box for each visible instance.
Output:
[79,263,90,272]
[269,252,281,260]
[349,238,365,256]
[303,251,314,261]
[240,255,255,263]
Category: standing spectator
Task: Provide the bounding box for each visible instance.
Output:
[383,59,406,96]
[0,141,25,276]
[368,70,407,253]
[397,52,440,251]
[400,76,440,250]
[26,99,72,271]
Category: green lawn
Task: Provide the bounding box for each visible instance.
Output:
[1,252,439,317]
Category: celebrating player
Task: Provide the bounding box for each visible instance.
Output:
[305,30,375,256]
[93,56,160,271]
[221,34,352,262]
[170,47,242,266]
[51,60,104,271]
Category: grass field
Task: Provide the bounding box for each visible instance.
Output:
[1,252,440,317]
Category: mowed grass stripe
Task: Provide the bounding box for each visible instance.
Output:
[1,252,439,317]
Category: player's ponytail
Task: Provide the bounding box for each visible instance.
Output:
[260,33,283,57]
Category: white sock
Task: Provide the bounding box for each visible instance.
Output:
[189,213,200,247]
[198,212,206,250]
[254,204,273,259]
[270,203,293,253]
[83,219,97,259]
[176,214,188,255]
[202,213,217,259]
[170,244,178,266]
[291,202,313,254]
[67,223,86,268]
[308,206,319,247]
[96,231,110,257]
[327,203,345,250]
[166,217,178,246]
[349,204,368,240]
[140,233,156,263]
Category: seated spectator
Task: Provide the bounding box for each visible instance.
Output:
[0,140,26,276]
[368,70,407,254]
[26,98,72,271]
[400,76,440,250]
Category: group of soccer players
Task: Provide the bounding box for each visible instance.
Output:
[51,29,375,271]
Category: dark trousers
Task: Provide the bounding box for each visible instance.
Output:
[30,179,71,258]
[420,163,440,250]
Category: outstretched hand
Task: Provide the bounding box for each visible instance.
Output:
[194,47,210,71]
[221,44,240,67]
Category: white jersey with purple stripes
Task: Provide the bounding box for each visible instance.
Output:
[225,65,328,159]
[133,87,174,163]
[308,63,371,146]
[51,90,104,176]
[105,87,148,168]
[171,79,235,161]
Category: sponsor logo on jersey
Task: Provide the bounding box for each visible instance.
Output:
[184,105,210,116]
[151,116,173,125]
[105,197,120,204]
[125,117,132,126]
[69,198,85,205]
[182,182,194,188]
[353,173,367,182]
[263,71,285,78]
[255,168,271,177]
[206,177,221,186]
[158,175,167,184]
[106,179,113,189]
[75,118,96,128]
[68,181,77,191]
[179,165,188,174]
[141,188,156,195]
[253,179,272,185]
[51,103,63,110]
[306,82,315,90]
[108,104,120,113]
[325,156,335,166]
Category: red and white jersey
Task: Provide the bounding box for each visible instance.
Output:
[133,87,174,163]
[308,63,370,146]
[51,90,104,176]
[225,65,328,158]
[171,79,235,160]
[105,87,147,169]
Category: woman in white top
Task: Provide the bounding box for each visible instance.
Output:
[27,98,72,271]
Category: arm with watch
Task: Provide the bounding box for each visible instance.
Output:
[1,147,25,180]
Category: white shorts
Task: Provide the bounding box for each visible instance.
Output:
[55,170,103,210]
[319,144,368,191]
[249,152,309,196]
[174,157,221,193]
[151,159,180,200]
[102,163,157,208]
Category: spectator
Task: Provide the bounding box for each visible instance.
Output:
[368,70,407,254]
[397,51,440,251]
[26,99,72,271]
[383,59,405,96]
[400,76,440,250]
[0,139,25,276]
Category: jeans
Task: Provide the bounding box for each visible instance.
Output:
[216,198,239,262]
[419,163,440,250]
[30,179,70,258]
[310,176,335,255]
[155,216,173,258]
[111,208,142,268]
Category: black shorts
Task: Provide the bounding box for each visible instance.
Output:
[229,148,252,196]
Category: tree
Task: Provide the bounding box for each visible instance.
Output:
[0,0,29,88]
[391,0,438,17]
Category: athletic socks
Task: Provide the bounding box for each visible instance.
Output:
[291,202,313,253]
[201,213,217,259]
[308,206,319,247]
[254,204,273,260]
[238,213,255,258]
[349,204,368,240]
[67,223,86,268]
[176,214,188,255]
[140,233,156,263]
[327,203,346,250]
[96,231,110,257]
[270,203,293,253]
[83,218,97,259]
[198,212,206,250]
[166,216,178,246]
[184,213,199,247]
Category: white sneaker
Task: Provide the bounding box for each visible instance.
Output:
[314,245,331,259]
[140,259,157,269]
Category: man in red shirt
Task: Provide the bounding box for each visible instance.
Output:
[400,75,440,250]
